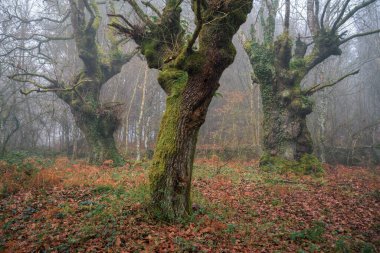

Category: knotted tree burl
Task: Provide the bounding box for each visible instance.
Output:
[111,0,252,220]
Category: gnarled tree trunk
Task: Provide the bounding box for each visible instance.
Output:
[119,0,253,220]
[246,0,377,170]
[112,0,252,219]
[262,96,313,160]
[72,108,122,165]
[150,69,219,219]
[8,0,137,165]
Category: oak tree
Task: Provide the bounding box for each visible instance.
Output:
[2,0,137,165]
[111,0,252,220]
[244,0,379,168]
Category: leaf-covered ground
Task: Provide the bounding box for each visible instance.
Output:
[0,157,379,252]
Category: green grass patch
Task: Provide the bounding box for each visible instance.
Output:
[290,221,326,243]
[260,154,324,176]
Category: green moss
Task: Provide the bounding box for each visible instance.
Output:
[246,41,275,88]
[227,0,252,28]
[289,95,313,116]
[280,89,292,102]
[260,154,324,176]
[276,32,292,46]
[290,221,326,242]
[292,87,301,96]
[304,51,318,66]
[298,154,324,176]
[141,40,162,68]
[335,237,376,253]
[290,57,306,70]
[90,0,101,30]
[254,64,273,83]
[290,98,302,110]
[274,32,293,67]
[149,69,189,221]
[181,52,205,74]
[219,41,237,65]
[158,68,188,94]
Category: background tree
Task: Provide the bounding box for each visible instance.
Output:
[244,0,380,165]
[1,0,137,165]
[111,0,252,220]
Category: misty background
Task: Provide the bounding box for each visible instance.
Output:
[1,0,379,165]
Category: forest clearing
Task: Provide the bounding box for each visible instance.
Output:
[0,156,379,252]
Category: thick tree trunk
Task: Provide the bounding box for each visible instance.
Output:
[72,110,124,166]
[149,70,216,220]
[115,0,254,220]
[262,102,313,160]
[259,86,322,174]
[249,34,314,162]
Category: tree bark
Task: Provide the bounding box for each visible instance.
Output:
[136,66,148,161]
[72,108,123,165]
[150,69,218,219]
[262,99,313,160]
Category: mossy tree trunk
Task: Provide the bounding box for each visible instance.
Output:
[245,0,377,164]
[261,83,313,160]
[60,0,138,165]
[149,69,216,218]
[112,0,252,220]
[248,0,313,161]
[71,104,122,165]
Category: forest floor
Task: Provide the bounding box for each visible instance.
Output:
[0,156,379,253]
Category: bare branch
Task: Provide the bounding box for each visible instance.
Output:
[108,22,134,36]
[8,73,59,86]
[9,73,90,96]
[335,0,377,31]
[83,0,96,31]
[174,0,185,10]
[124,0,154,26]
[331,0,351,32]
[284,0,290,32]
[0,33,73,43]
[315,0,320,19]
[142,1,162,18]
[304,69,360,95]
[107,14,134,28]
[5,10,71,24]
[0,35,73,57]
[307,0,320,35]
[186,0,203,53]
[339,29,380,45]
[320,0,331,30]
